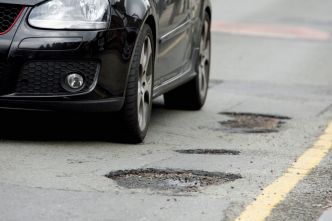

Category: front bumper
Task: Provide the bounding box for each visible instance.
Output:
[0,97,124,112]
[0,6,139,112]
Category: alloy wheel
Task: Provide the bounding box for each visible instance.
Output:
[198,19,211,99]
[137,36,153,131]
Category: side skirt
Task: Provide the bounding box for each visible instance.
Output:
[152,68,197,98]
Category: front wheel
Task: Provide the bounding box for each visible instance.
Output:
[120,25,154,143]
[164,12,211,110]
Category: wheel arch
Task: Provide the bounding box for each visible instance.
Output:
[122,10,158,98]
[144,15,157,57]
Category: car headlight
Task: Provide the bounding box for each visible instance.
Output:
[29,0,110,30]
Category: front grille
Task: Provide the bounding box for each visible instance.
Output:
[0,62,15,94]
[15,61,100,96]
[0,4,24,35]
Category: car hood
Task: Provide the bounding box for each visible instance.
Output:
[0,0,46,6]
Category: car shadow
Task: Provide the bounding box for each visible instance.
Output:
[0,109,114,142]
[0,98,168,143]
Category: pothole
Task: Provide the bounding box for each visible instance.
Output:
[106,168,241,192]
[219,112,291,133]
[209,79,223,88]
[175,149,240,155]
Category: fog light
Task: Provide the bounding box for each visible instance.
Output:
[66,73,84,90]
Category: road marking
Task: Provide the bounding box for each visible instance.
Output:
[234,122,332,221]
[212,21,330,41]
[319,208,332,221]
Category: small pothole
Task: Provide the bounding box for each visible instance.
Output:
[209,79,223,88]
[106,168,241,192]
[175,149,240,155]
[219,112,291,133]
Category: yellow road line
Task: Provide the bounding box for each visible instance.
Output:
[234,122,332,221]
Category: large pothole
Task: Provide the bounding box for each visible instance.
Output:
[175,149,240,155]
[219,112,291,133]
[106,169,241,192]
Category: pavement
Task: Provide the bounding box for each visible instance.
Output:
[1,0,332,220]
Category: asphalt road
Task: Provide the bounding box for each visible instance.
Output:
[1,1,332,220]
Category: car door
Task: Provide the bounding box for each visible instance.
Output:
[155,0,192,84]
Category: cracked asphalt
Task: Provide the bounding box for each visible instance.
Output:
[1,0,332,220]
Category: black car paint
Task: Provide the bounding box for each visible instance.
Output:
[0,0,42,5]
[0,0,211,112]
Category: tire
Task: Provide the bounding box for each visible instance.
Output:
[119,25,154,143]
[164,12,211,110]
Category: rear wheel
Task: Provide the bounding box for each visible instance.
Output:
[164,12,211,110]
[120,25,154,143]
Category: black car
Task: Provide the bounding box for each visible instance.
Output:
[0,0,211,143]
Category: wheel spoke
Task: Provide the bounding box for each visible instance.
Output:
[200,65,206,86]
[137,92,142,126]
[141,92,146,128]
[146,72,152,96]
[145,38,152,68]
[200,46,210,69]
[200,38,205,55]
[141,72,147,88]
[137,79,141,99]
[141,38,152,74]
[198,67,203,85]
[201,68,206,88]
[203,21,209,49]
[140,43,146,72]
